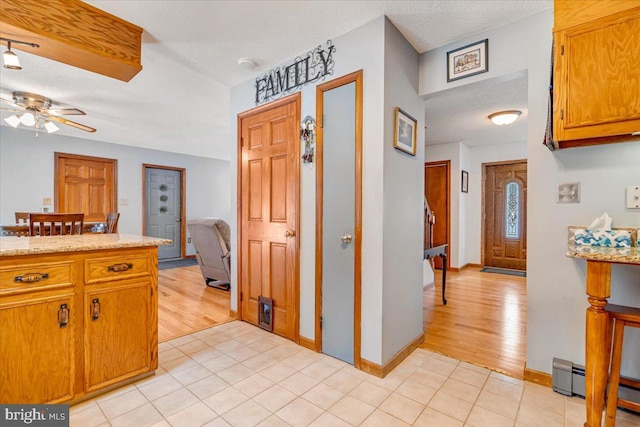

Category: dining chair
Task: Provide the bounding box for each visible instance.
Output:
[105,212,120,233]
[28,213,85,236]
[14,212,30,224]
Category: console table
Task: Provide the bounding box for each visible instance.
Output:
[424,243,448,305]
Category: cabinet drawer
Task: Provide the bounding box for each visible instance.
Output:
[85,253,151,284]
[0,261,75,294]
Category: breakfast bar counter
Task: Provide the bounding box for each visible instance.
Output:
[566,244,640,427]
[0,234,170,404]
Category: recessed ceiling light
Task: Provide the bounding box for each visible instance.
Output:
[238,58,257,70]
[488,110,522,126]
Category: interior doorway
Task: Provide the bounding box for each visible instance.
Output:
[424,160,450,270]
[482,160,527,271]
[142,164,186,260]
[237,93,300,342]
[315,70,363,367]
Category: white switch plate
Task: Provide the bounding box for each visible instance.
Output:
[119,198,129,206]
[627,186,640,209]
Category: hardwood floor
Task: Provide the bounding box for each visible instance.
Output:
[422,266,527,379]
[158,265,233,342]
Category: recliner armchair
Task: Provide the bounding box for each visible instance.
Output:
[186,218,231,291]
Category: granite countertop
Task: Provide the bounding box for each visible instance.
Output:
[566,244,640,265]
[0,233,172,256]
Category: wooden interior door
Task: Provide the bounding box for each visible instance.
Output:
[238,94,300,341]
[424,161,450,270]
[55,153,117,222]
[483,160,527,270]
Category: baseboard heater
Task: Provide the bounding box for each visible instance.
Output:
[553,358,640,411]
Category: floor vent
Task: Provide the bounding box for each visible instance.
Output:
[552,357,640,410]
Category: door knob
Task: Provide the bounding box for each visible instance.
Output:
[341,233,353,244]
[284,229,295,238]
[176,218,180,222]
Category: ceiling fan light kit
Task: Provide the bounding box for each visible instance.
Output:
[1,38,40,70]
[488,110,522,126]
[1,91,95,136]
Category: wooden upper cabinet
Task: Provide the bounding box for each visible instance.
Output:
[552,1,640,148]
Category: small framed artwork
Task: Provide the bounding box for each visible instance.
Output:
[557,182,580,203]
[258,296,274,332]
[394,107,417,156]
[447,39,489,82]
[461,170,469,193]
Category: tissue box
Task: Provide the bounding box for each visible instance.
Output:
[573,229,632,248]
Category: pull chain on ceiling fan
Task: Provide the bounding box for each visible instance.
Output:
[1,91,96,137]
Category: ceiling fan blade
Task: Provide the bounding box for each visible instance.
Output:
[47,108,86,116]
[0,107,21,113]
[47,115,96,133]
[0,97,25,111]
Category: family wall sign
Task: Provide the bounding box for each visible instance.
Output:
[255,41,335,105]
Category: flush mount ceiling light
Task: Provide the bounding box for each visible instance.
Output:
[1,38,40,70]
[488,110,522,126]
[238,58,257,70]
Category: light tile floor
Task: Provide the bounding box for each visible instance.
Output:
[70,321,640,427]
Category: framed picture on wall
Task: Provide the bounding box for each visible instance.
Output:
[447,39,489,82]
[394,107,417,156]
[461,170,469,193]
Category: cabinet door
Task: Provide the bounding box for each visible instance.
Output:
[0,293,75,403]
[84,280,152,392]
[554,7,640,143]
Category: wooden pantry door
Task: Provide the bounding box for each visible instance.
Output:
[238,93,300,341]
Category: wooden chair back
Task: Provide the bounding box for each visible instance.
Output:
[28,213,85,236]
[105,212,120,233]
[15,212,30,224]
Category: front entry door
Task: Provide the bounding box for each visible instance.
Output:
[238,94,300,341]
[145,168,181,260]
[483,160,527,270]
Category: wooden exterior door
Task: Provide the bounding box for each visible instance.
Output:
[55,153,117,223]
[483,160,527,270]
[238,93,300,341]
[424,161,450,270]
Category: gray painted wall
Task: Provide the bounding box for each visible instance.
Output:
[382,19,425,363]
[0,127,231,256]
[230,16,386,363]
[230,16,425,365]
[420,10,640,377]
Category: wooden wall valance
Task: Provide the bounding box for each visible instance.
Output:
[0,0,143,82]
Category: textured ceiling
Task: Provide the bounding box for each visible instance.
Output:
[0,1,551,159]
[425,75,529,147]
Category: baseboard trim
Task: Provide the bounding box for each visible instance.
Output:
[299,336,316,351]
[450,263,482,272]
[361,332,425,378]
[229,309,237,319]
[524,367,553,387]
[423,282,435,291]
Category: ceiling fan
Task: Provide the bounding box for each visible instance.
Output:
[0,91,96,134]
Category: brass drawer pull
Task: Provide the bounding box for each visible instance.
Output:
[58,304,69,328]
[14,272,49,283]
[108,263,133,272]
[91,298,101,321]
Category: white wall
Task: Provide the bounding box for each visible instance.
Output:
[381,19,425,363]
[230,17,387,363]
[466,142,527,264]
[0,127,231,255]
[421,10,640,377]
